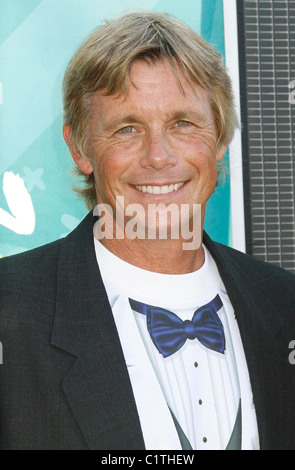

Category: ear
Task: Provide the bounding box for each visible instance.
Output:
[215,143,228,163]
[63,124,93,175]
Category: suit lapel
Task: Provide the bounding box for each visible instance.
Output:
[203,233,287,449]
[203,232,283,337]
[50,212,145,450]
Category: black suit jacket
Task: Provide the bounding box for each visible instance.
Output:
[1,211,295,450]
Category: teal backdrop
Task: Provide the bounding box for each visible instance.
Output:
[0,0,231,257]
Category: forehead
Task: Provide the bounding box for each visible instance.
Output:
[90,59,213,124]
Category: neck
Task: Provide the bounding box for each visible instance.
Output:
[98,236,205,274]
[93,201,206,274]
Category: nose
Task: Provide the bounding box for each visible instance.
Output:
[139,132,177,170]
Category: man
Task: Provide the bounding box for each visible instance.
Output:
[1,11,295,450]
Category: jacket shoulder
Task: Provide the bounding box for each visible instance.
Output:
[0,238,63,302]
[207,237,295,314]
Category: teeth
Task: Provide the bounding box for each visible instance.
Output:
[135,182,185,194]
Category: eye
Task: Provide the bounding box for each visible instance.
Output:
[117,126,136,134]
[176,120,191,128]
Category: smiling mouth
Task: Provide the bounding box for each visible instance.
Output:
[134,182,185,195]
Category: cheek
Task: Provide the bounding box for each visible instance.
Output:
[196,131,218,156]
[92,145,136,194]
[180,128,218,163]
[188,141,218,176]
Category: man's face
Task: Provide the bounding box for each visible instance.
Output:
[75,59,227,233]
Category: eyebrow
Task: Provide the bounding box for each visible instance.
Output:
[170,110,208,125]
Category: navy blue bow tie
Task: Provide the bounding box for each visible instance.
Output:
[129,295,225,358]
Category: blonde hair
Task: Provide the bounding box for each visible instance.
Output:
[63,10,238,209]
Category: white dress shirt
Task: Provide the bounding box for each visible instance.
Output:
[94,237,260,450]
